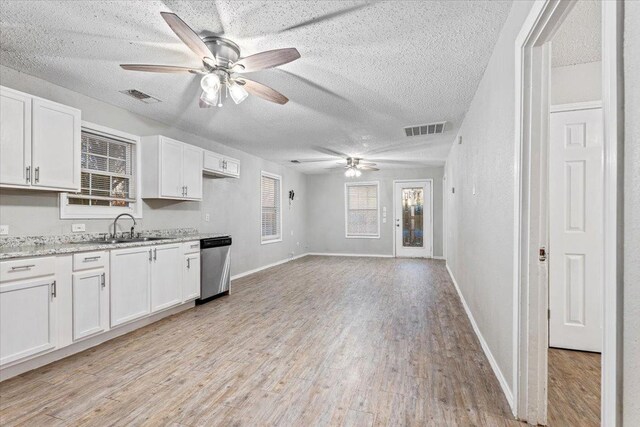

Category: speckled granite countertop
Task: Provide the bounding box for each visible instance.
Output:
[0,229,230,260]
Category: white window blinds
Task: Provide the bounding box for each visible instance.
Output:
[68,130,136,207]
[261,172,281,242]
[345,182,379,237]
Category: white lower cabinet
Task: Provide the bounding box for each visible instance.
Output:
[110,246,151,327]
[183,253,201,301]
[151,243,182,312]
[72,268,108,341]
[0,277,57,365]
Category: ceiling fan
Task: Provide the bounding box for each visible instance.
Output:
[120,12,300,107]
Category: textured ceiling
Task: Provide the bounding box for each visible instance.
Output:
[0,1,512,173]
[551,0,601,68]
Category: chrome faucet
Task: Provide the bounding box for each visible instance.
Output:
[112,213,137,238]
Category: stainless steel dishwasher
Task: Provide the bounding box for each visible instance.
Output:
[196,236,232,304]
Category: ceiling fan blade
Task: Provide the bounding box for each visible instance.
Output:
[358,166,379,171]
[293,158,336,163]
[232,48,300,73]
[160,12,213,60]
[278,3,372,33]
[326,166,347,170]
[120,64,201,73]
[314,147,350,158]
[236,78,289,105]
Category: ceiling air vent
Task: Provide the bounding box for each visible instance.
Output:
[120,89,161,104]
[290,160,301,163]
[404,121,446,137]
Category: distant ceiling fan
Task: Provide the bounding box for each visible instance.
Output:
[120,12,300,107]
[293,154,379,177]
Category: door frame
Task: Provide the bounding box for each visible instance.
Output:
[392,179,434,258]
[513,0,623,425]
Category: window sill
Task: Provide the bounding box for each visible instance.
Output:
[261,237,283,245]
[345,235,380,239]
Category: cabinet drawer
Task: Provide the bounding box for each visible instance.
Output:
[183,241,200,254]
[73,251,108,271]
[0,257,55,283]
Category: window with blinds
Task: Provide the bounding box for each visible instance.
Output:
[68,130,136,207]
[345,182,380,238]
[261,172,282,243]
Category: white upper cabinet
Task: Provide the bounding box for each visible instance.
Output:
[0,86,81,192]
[203,150,240,178]
[0,88,31,187]
[141,135,203,200]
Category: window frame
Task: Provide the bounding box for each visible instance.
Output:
[344,181,381,239]
[260,171,283,244]
[59,121,142,219]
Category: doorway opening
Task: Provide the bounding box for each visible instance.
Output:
[393,179,433,258]
[514,1,623,425]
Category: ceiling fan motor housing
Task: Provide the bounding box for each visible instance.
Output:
[202,36,241,69]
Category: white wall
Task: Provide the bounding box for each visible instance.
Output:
[0,66,308,276]
[444,0,536,398]
[550,61,602,105]
[306,167,444,257]
[624,1,640,422]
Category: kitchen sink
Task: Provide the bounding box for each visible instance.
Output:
[74,237,176,245]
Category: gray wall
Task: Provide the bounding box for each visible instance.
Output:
[444,0,535,396]
[624,1,640,422]
[0,66,308,276]
[306,167,444,257]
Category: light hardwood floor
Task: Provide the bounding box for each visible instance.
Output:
[0,256,520,426]
[548,348,601,426]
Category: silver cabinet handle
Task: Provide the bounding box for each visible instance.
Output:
[149,249,152,261]
[11,264,35,271]
[153,248,157,261]
[185,186,188,196]
[34,166,40,183]
[83,256,100,262]
[26,166,31,183]
[187,258,191,269]
[101,273,106,288]
[190,243,199,249]
[51,280,57,298]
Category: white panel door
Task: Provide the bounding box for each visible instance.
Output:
[549,107,603,352]
[159,137,184,198]
[182,145,203,199]
[111,247,151,327]
[31,98,81,191]
[394,180,432,258]
[183,253,201,302]
[0,87,31,187]
[0,277,57,365]
[151,244,182,312]
[72,269,108,341]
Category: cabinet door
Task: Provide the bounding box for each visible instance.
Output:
[0,88,31,187]
[159,137,184,198]
[223,158,240,177]
[0,277,57,366]
[151,244,182,312]
[203,150,224,174]
[31,98,81,191]
[72,269,108,341]
[183,253,201,301]
[183,145,203,199]
[111,247,151,327]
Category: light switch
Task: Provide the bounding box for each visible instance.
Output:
[204,213,210,222]
[72,223,86,232]
[0,225,8,235]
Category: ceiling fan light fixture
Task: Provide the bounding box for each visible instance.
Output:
[199,90,218,107]
[229,81,249,104]
[200,73,221,95]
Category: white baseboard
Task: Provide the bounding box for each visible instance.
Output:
[432,255,446,260]
[306,252,394,258]
[445,263,515,413]
[231,253,309,281]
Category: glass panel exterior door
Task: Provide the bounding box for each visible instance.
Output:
[395,181,432,258]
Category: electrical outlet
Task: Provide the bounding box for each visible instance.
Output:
[72,223,86,233]
[204,213,210,222]
[0,225,8,235]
